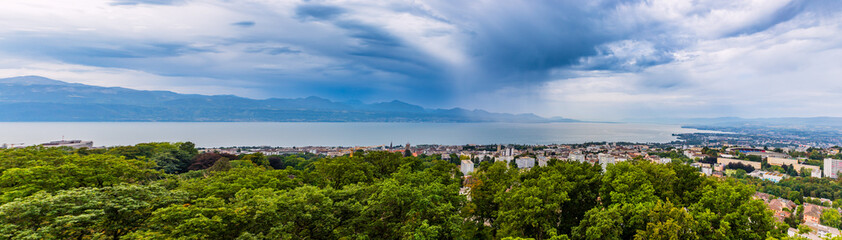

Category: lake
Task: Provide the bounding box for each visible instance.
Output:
[0,122,715,148]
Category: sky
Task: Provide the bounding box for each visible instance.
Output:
[1,0,842,121]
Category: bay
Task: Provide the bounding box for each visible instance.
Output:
[0,122,715,148]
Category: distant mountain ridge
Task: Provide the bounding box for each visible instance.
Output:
[626,116,842,130]
[0,76,578,122]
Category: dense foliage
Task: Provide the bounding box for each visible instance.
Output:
[0,144,792,239]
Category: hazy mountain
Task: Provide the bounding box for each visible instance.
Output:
[0,76,579,123]
[626,116,842,130]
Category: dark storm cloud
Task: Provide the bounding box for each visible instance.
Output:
[416,0,664,89]
[3,0,842,116]
[289,3,450,92]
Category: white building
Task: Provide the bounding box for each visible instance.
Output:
[515,157,535,169]
[569,153,586,163]
[537,155,549,167]
[824,158,842,178]
[598,153,615,171]
[788,222,841,239]
[460,160,474,176]
[753,171,786,183]
[701,166,713,176]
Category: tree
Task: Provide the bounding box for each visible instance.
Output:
[178,166,304,201]
[206,157,232,172]
[0,154,158,203]
[356,166,465,239]
[239,152,270,168]
[464,162,517,237]
[189,152,238,170]
[633,201,698,240]
[554,161,603,235]
[134,186,341,239]
[599,161,659,206]
[799,167,811,177]
[495,166,574,240]
[785,205,804,227]
[573,201,691,240]
[0,184,186,239]
[313,156,374,189]
[363,151,408,178]
[670,162,714,206]
[690,180,776,240]
[107,142,197,174]
[572,204,626,240]
[267,155,285,169]
[821,209,842,229]
[725,162,756,173]
[797,224,811,234]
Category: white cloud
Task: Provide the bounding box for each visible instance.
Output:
[528,6,842,120]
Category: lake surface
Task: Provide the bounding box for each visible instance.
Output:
[0,122,715,148]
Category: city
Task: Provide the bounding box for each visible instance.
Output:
[6,134,842,239]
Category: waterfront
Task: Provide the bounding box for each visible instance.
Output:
[0,122,716,147]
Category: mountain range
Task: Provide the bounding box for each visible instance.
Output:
[627,116,842,131]
[0,76,578,122]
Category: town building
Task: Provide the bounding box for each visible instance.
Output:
[41,140,93,149]
[825,158,842,178]
[748,171,787,183]
[788,222,842,240]
[797,164,822,178]
[767,198,797,222]
[767,157,799,166]
[803,203,827,224]
[761,171,787,183]
[598,153,614,171]
[515,157,535,169]
[537,155,549,167]
[717,157,762,169]
[497,156,514,163]
[701,166,713,176]
[460,160,474,176]
[569,153,586,163]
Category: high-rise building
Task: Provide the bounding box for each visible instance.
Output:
[824,158,842,178]
[598,153,615,171]
[460,160,474,176]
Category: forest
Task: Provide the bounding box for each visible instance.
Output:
[0,142,814,240]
